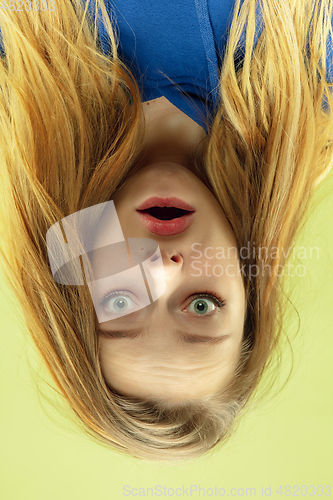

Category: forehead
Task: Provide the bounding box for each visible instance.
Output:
[101,353,232,402]
[99,335,240,402]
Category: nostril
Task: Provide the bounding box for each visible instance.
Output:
[171,255,181,263]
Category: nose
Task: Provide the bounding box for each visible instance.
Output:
[143,246,183,264]
[159,250,184,285]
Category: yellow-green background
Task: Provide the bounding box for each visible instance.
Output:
[1,180,332,500]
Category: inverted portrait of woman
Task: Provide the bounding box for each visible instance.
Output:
[0,0,332,462]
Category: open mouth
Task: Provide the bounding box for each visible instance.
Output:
[136,205,195,236]
[137,206,193,220]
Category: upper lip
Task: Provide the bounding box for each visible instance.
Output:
[136,197,195,212]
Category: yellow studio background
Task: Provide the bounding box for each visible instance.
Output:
[0,179,332,500]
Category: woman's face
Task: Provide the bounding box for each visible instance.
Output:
[95,163,246,404]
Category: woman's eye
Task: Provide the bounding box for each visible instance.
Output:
[185,296,222,316]
[102,291,139,316]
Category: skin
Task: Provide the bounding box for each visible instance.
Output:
[96,97,246,404]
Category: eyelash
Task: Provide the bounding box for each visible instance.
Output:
[100,289,225,312]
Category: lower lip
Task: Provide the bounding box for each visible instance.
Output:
[136,211,195,236]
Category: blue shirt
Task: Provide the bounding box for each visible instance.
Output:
[87,0,263,133]
[0,1,332,130]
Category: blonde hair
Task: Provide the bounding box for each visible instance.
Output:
[0,0,332,462]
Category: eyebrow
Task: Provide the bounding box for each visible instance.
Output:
[98,327,230,345]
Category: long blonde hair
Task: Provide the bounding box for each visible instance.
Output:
[0,0,332,462]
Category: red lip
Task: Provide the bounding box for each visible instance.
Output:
[136,197,195,212]
[136,211,195,236]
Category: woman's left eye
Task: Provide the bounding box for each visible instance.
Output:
[101,291,139,316]
[184,293,225,316]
